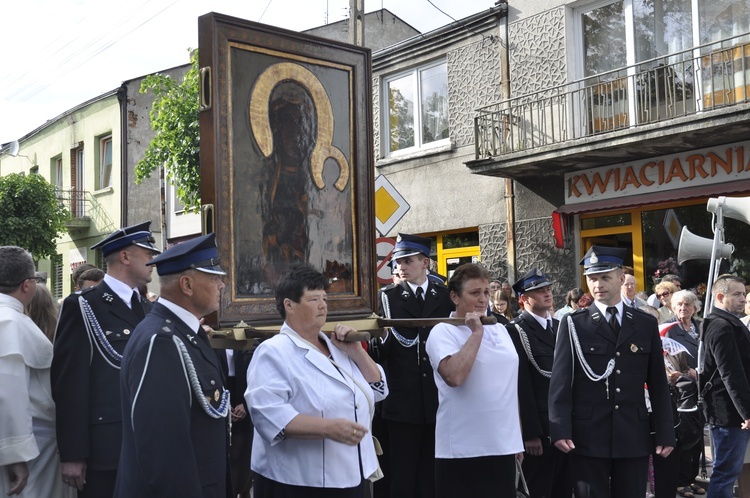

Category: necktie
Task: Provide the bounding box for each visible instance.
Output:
[131,290,145,320]
[415,286,424,304]
[607,306,620,334]
[546,319,554,336]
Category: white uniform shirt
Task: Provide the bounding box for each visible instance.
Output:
[426,319,524,458]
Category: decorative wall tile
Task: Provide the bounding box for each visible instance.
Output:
[509,7,567,97]
[448,39,504,148]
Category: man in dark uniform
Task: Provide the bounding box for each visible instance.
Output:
[115,233,230,497]
[52,221,160,496]
[370,233,453,498]
[548,246,675,498]
[508,268,571,498]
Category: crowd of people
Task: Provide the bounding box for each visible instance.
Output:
[2,225,750,498]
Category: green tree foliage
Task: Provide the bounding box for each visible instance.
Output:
[0,173,70,260]
[135,50,200,211]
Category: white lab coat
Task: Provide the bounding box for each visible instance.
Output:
[246,323,387,488]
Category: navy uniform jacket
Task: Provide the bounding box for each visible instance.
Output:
[115,302,229,498]
[548,305,675,458]
[509,311,559,440]
[372,280,453,424]
[51,281,147,469]
[701,307,750,427]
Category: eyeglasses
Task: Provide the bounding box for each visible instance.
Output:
[657,291,671,298]
[1,276,39,288]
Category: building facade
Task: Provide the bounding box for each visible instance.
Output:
[371,5,573,293]
[467,0,750,300]
[0,91,125,298]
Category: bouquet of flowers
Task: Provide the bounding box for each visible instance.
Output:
[653,257,680,279]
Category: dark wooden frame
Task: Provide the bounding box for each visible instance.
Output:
[199,13,376,327]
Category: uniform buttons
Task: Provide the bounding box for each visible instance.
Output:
[616,369,621,374]
[615,352,621,357]
[614,405,619,410]
[422,357,427,362]
[615,388,621,393]
[590,347,595,351]
[98,416,103,421]
[123,329,131,335]
[210,380,216,386]
[422,373,427,377]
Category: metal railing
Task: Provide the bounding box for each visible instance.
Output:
[475,33,750,159]
[56,188,90,219]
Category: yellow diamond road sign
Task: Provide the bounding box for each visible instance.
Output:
[374,174,410,236]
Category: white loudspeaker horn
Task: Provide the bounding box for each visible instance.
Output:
[707,195,750,225]
[677,226,734,264]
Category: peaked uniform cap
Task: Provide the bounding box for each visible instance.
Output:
[91,221,160,257]
[580,246,627,275]
[392,233,431,261]
[147,233,226,276]
[512,268,553,295]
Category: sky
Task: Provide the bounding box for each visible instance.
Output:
[0,0,495,145]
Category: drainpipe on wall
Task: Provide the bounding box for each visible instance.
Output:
[498,1,516,284]
[117,85,128,227]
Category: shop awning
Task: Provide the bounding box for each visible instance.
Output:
[556,182,750,215]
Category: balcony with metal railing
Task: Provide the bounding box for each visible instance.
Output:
[469,33,750,179]
[56,188,92,232]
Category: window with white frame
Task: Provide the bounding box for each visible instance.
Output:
[99,135,112,189]
[55,157,63,190]
[383,60,449,156]
[577,0,749,76]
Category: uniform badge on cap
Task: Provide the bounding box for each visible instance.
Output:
[396,234,402,242]
[590,252,599,264]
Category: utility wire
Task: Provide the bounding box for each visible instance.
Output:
[258,0,274,23]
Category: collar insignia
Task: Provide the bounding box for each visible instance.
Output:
[401,289,410,299]
[102,292,114,303]
[430,288,437,297]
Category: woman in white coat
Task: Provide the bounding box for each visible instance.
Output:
[246,265,387,497]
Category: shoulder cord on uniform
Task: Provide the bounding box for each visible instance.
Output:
[79,296,122,368]
[171,335,230,419]
[567,314,615,383]
[513,323,552,378]
[381,291,418,348]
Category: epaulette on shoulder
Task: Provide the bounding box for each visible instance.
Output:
[381,283,399,292]
[80,286,97,296]
[571,308,588,315]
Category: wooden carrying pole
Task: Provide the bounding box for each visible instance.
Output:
[210,315,498,349]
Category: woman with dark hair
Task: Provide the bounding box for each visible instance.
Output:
[490,290,514,325]
[554,287,584,320]
[425,263,523,497]
[25,283,58,342]
[246,265,387,497]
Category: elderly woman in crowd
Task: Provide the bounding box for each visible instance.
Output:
[425,263,523,497]
[655,281,679,323]
[246,265,387,497]
[490,290,515,325]
[662,289,705,497]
